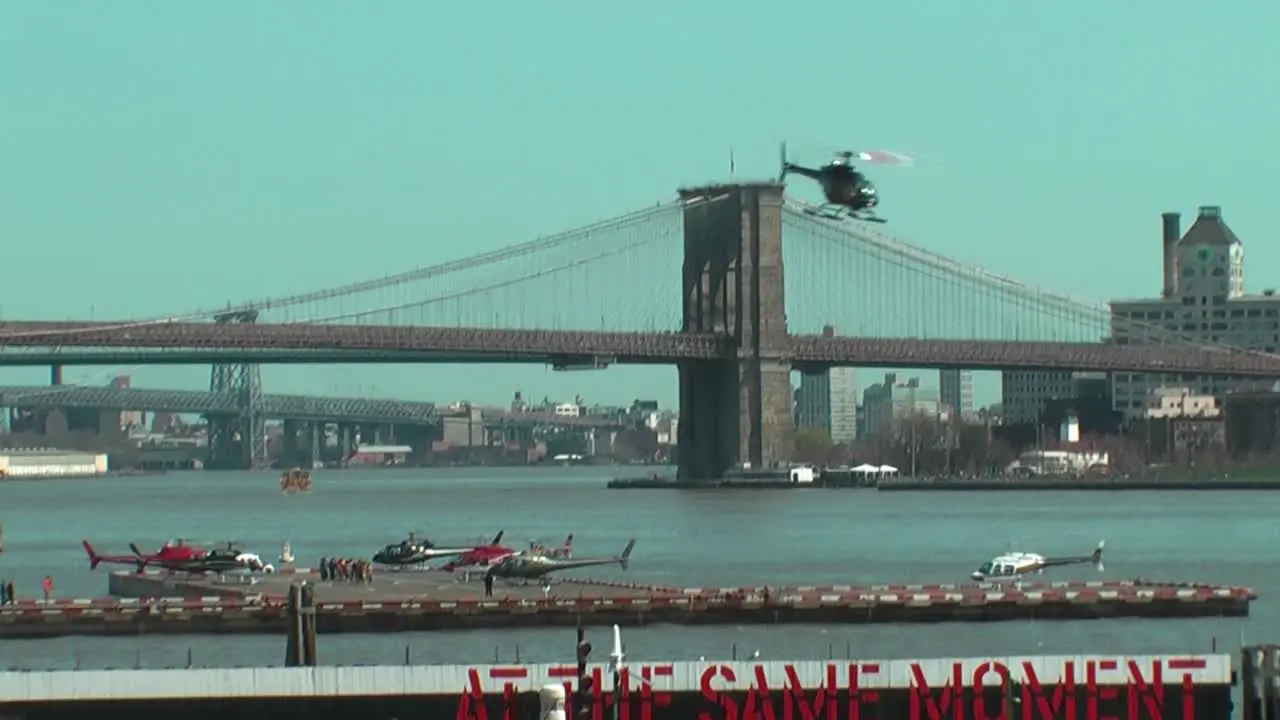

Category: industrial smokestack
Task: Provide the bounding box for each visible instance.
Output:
[1161,212,1181,298]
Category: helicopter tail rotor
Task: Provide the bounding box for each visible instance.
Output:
[778,142,789,181]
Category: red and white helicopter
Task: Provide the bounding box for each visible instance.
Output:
[971,541,1105,583]
[441,534,574,574]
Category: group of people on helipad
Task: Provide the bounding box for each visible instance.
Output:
[318,556,373,583]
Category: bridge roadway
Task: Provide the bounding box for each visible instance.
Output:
[2,320,1280,376]
[0,349,542,367]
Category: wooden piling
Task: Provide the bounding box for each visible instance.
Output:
[284,584,302,667]
[300,581,317,666]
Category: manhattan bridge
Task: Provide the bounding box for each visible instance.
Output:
[1,183,1277,479]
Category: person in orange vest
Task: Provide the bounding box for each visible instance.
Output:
[42,575,53,601]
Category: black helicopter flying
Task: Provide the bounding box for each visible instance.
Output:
[778,143,913,223]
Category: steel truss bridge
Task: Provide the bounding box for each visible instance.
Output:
[0,386,621,430]
[1,183,1275,476]
[0,386,438,425]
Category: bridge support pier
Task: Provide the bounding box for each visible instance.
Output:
[42,408,67,436]
[98,408,121,436]
[281,419,300,469]
[308,422,322,467]
[676,183,793,480]
[336,423,356,463]
[64,407,101,434]
[280,420,324,469]
[205,415,241,470]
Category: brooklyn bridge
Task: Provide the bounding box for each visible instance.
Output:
[2,182,1277,479]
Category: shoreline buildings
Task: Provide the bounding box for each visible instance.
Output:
[1001,205,1273,424]
[1110,205,1275,408]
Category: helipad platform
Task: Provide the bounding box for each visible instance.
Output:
[106,567,660,604]
[0,569,1256,639]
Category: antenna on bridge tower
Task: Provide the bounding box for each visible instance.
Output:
[208,309,266,470]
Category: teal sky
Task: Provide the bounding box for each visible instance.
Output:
[2,1,1276,408]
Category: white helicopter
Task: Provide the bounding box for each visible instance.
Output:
[971,541,1105,583]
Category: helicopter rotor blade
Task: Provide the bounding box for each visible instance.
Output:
[848,150,916,166]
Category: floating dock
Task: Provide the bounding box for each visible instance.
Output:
[610,476,1280,491]
[608,477,798,489]
[877,477,1280,491]
[0,569,1255,639]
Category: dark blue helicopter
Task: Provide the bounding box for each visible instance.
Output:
[779,143,913,223]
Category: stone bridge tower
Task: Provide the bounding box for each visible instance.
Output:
[676,183,793,480]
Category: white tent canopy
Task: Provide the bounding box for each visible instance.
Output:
[877,464,899,474]
[851,463,880,473]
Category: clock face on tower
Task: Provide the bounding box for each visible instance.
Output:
[1198,247,1213,263]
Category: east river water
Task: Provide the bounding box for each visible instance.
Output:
[0,467,1274,670]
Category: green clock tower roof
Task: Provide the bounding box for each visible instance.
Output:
[1178,205,1241,247]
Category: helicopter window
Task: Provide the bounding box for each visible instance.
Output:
[977,562,994,575]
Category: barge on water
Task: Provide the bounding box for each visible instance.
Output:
[0,448,108,480]
[0,569,1255,638]
[610,466,821,489]
[877,476,1280,491]
[0,654,1236,720]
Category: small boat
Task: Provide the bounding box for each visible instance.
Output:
[279,541,295,564]
[280,468,313,494]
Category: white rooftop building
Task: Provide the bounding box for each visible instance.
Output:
[1130,387,1221,419]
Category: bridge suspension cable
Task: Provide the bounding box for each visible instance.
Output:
[267,192,732,328]
[783,198,1105,315]
[783,198,1275,358]
[286,223,673,326]
[0,198,689,342]
[235,199,686,319]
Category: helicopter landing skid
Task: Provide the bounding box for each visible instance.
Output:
[802,205,887,224]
